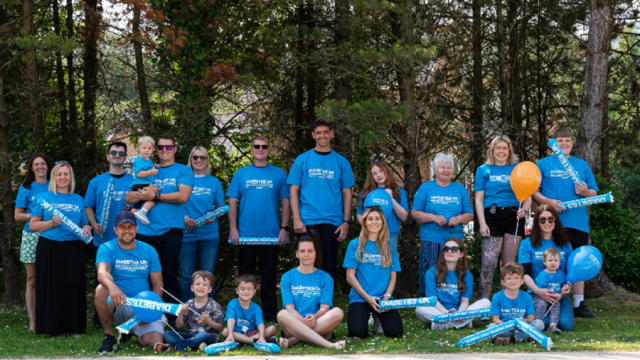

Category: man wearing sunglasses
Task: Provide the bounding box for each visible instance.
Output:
[287,119,355,281]
[226,135,290,322]
[125,133,194,325]
[85,141,134,330]
[533,128,598,319]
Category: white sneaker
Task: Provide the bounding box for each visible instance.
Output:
[431,322,452,331]
[372,314,383,335]
[134,211,150,225]
[198,342,207,352]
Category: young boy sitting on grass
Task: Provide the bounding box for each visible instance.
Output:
[488,262,544,345]
[222,274,278,346]
[157,271,224,352]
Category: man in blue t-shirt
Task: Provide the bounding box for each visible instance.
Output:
[85,141,134,329]
[125,133,194,320]
[95,211,165,354]
[226,135,290,322]
[287,119,355,280]
[532,129,598,319]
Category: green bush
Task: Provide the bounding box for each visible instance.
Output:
[590,176,640,293]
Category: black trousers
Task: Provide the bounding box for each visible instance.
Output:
[347,302,403,339]
[90,245,102,327]
[238,244,279,320]
[299,223,340,280]
[136,228,183,311]
[566,228,589,249]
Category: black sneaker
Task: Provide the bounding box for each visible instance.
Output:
[574,301,596,318]
[93,324,103,330]
[117,332,132,344]
[98,334,117,354]
[266,336,278,344]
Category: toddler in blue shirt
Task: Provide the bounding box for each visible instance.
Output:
[131,136,158,225]
[533,248,571,333]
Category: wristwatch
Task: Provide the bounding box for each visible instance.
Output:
[343,219,350,224]
[281,226,289,231]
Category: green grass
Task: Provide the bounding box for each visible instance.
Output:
[1,288,639,357]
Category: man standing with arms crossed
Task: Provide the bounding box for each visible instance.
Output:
[533,128,598,319]
[227,135,290,322]
[126,133,194,324]
[287,120,355,280]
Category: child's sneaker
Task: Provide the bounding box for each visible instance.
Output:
[198,342,208,352]
[430,322,452,331]
[547,324,562,334]
[134,211,150,225]
[491,335,514,345]
[154,343,175,352]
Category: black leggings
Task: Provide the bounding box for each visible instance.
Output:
[347,302,403,339]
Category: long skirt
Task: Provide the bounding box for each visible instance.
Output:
[35,237,86,335]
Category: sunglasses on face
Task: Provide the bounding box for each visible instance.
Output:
[443,246,461,253]
[109,151,126,157]
[157,145,174,151]
[192,155,208,161]
[252,144,269,150]
[539,216,556,224]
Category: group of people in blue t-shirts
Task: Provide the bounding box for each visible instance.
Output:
[14,121,601,352]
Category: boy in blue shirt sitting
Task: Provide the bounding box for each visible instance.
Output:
[534,248,570,334]
[222,274,277,346]
[489,263,544,345]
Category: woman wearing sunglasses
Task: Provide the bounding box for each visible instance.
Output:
[29,161,93,336]
[343,207,403,339]
[518,204,574,331]
[356,160,409,247]
[415,238,490,330]
[180,146,226,302]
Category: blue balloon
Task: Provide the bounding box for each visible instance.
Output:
[132,291,163,323]
[364,188,393,221]
[566,245,603,283]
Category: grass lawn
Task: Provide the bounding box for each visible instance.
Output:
[1,287,639,357]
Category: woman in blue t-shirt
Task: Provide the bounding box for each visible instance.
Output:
[356,160,409,246]
[475,135,532,299]
[277,230,345,350]
[344,207,403,339]
[415,237,491,330]
[30,162,92,336]
[14,153,51,331]
[181,146,226,302]
[518,204,574,331]
[411,153,473,295]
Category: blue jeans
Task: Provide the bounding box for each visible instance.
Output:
[488,319,544,342]
[179,237,219,303]
[163,331,215,351]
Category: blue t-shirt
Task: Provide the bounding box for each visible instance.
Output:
[136,163,195,236]
[287,150,355,226]
[518,237,573,279]
[281,268,333,317]
[536,155,599,233]
[474,164,520,208]
[84,172,134,246]
[535,270,567,294]
[131,156,155,186]
[412,180,473,244]
[425,267,474,311]
[15,182,50,233]
[184,175,226,241]
[226,164,289,237]
[490,289,535,322]
[95,240,162,297]
[357,188,409,237]
[343,238,401,304]
[224,298,264,334]
[31,191,88,241]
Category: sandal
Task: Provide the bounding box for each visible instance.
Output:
[335,340,346,350]
[279,337,289,350]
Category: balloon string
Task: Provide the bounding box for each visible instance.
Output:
[514,201,522,245]
[162,319,184,339]
[161,287,201,318]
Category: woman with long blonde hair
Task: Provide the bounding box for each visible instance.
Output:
[343,208,403,339]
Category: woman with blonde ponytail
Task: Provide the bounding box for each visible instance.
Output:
[415,237,490,330]
[343,208,403,339]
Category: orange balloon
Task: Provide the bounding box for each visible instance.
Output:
[510,161,542,202]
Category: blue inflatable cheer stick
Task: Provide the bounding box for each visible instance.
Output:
[204,341,239,354]
[457,319,517,348]
[253,342,281,353]
[379,296,437,311]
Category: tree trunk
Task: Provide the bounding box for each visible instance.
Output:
[395,0,419,297]
[332,0,352,160]
[82,0,101,182]
[53,0,68,132]
[0,57,23,306]
[132,5,152,131]
[67,0,78,137]
[600,99,609,181]
[305,2,318,127]
[22,0,45,151]
[495,0,507,125]
[575,0,617,298]
[471,0,484,233]
[294,2,307,152]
